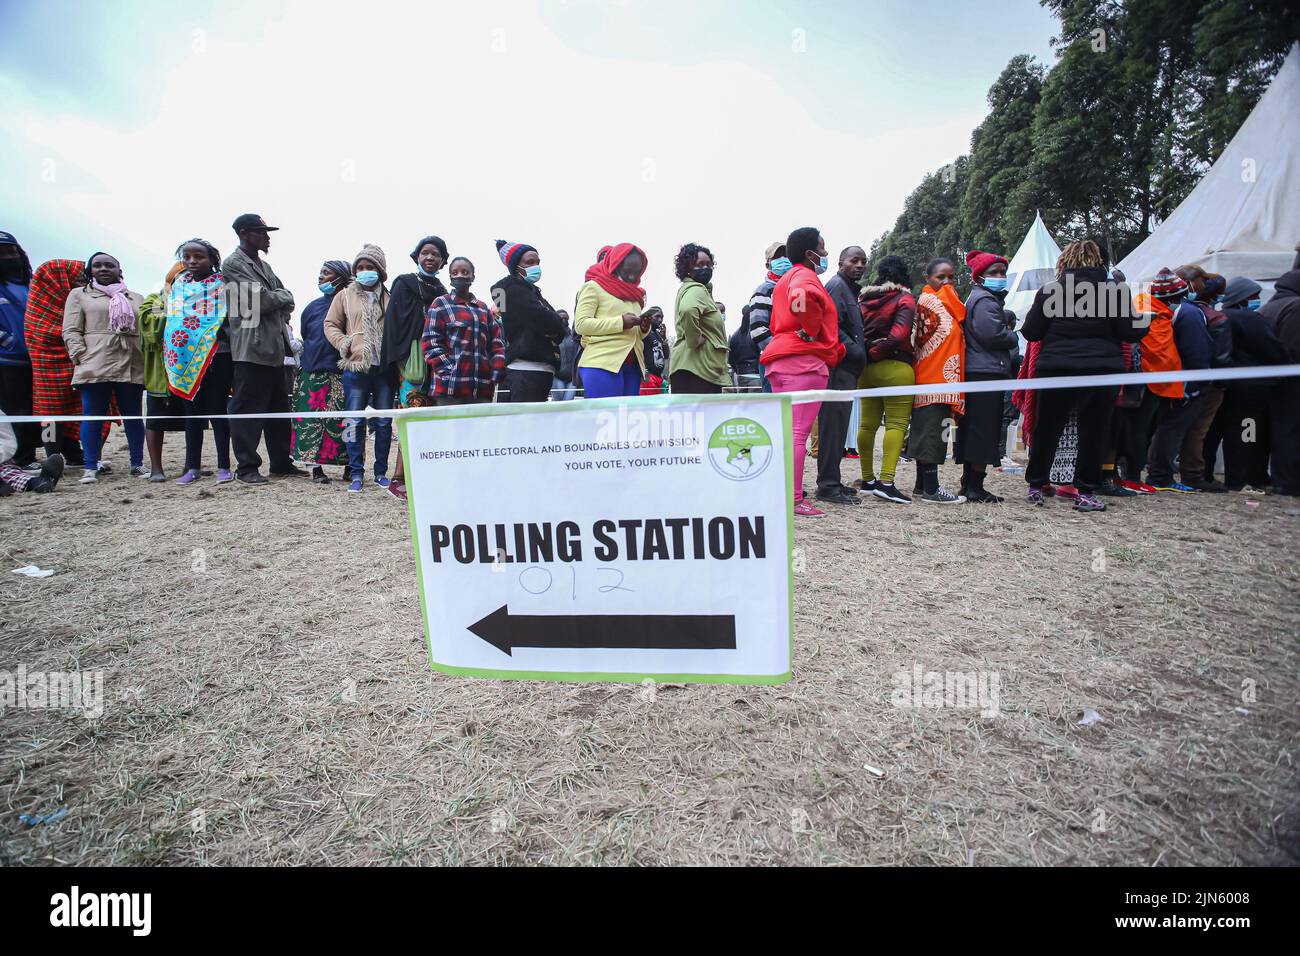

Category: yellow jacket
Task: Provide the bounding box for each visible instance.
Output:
[575,280,646,373]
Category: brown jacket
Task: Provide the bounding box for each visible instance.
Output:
[324,283,391,372]
[62,286,146,386]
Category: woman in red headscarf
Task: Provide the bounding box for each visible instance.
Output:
[574,243,651,398]
[24,259,89,464]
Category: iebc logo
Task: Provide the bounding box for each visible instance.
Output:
[708,418,773,481]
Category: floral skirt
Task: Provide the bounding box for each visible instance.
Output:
[292,370,348,466]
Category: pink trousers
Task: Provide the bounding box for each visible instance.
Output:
[766,360,829,503]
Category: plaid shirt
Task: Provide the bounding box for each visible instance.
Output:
[423,293,506,398]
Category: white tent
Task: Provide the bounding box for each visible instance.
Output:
[1005,210,1062,325]
[1117,42,1300,297]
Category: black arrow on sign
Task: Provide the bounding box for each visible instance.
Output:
[467,605,737,657]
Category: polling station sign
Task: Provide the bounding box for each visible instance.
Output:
[397,396,794,684]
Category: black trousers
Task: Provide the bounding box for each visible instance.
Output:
[1026,385,1117,493]
[506,367,555,403]
[0,363,40,464]
[669,369,723,395]
[229,361,292,477]
[1219,385,1273,488]
[1269,378,1300,496]
[1146,394,1203,486]
[815,365,858,493]
[184,351,233,472]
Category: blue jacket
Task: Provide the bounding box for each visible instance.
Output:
[1172,301,1212,371]
[300,293,340,374]
[0,279,30,365]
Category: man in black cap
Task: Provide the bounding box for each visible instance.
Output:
[222,213,304,483]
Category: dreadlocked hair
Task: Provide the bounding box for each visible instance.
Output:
[674,243,712,281]
[175,238,223,273]
[1055,240,1105,278]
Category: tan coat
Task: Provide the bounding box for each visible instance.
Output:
[62,286,146,386]
[324,283,391,372]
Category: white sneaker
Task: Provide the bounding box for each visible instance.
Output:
[79,469,98,484]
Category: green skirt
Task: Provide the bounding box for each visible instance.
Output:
[292,370,348,466]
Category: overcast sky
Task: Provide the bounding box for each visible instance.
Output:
[0,0,1060,332]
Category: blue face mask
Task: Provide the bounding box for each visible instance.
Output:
[1187,291,1198,301]
[983,277,1009,293]
[356,270,379,288]
[1247,299,1261,311]
[417,265,439,278]
[770,257,793,276]
[524,265,542,285]
[813,255,829,275]
[319,282,334,295]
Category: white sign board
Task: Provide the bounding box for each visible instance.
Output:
[398,396,793,684]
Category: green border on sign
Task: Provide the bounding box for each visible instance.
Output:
[396,392,795,685]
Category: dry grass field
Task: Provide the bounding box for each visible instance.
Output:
[2,429,1298,866]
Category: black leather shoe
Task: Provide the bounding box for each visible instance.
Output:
[236,471,269,485]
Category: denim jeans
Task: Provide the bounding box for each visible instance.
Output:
[78,381,145,471]
[551,377,576,401]
[342,367,395,478]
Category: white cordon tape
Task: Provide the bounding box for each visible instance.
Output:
[1,364,1298,423]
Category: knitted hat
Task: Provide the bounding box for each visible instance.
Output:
[410,235,448,264]
[1150,267,1189,300]
[495,239,536,274]
[965,249,1007,281]
[322,259,352,280]
[353,243,387,280]
[1222,276,1262,307]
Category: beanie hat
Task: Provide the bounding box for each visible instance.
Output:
[1222,276,1262,307]
[965,249,1007,281]
[410,235,448,264]
[1150,267,1189,300]
[353,243,387,281]
[496,239,536,275]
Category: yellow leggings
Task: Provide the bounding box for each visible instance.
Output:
[857,360,915,483]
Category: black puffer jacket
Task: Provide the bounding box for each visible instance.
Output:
[491,274,567,368]
[963,285,1020,375]
[1021,266,1147,374]
[1260,269,1300,362]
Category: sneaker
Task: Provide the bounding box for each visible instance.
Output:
[78,469,98,484]
[1056,483,1081,500]
[20,461,43,475]
[347,478,364,493]
[97,463,113,475]
[1120,479,1155,495]
[35,454,64,492]
[1073,492,1107,512]
[175,469,201,486]
[311,467,329,485]
[1151,481,1197,494]
[872,482,912,504]
[1027,487,1046,507]
[1238,484,1267,494]
[235,471,268,485]
[843,450,860,460]
[1188,479,1228,494]
[386,482,408,501]
[793,500,826,518]
[374,476,391,488]
[130,465,148,478]
[216,469,234,484]
[815,488,860,505]
[1097,479,1137,497]
[855,478,880,494]
[919,487,965,504]
[964,488,1004,503]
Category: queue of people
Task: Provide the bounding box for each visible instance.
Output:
[1,221,1297,515]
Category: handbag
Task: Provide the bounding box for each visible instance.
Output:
[401,337,428,388]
